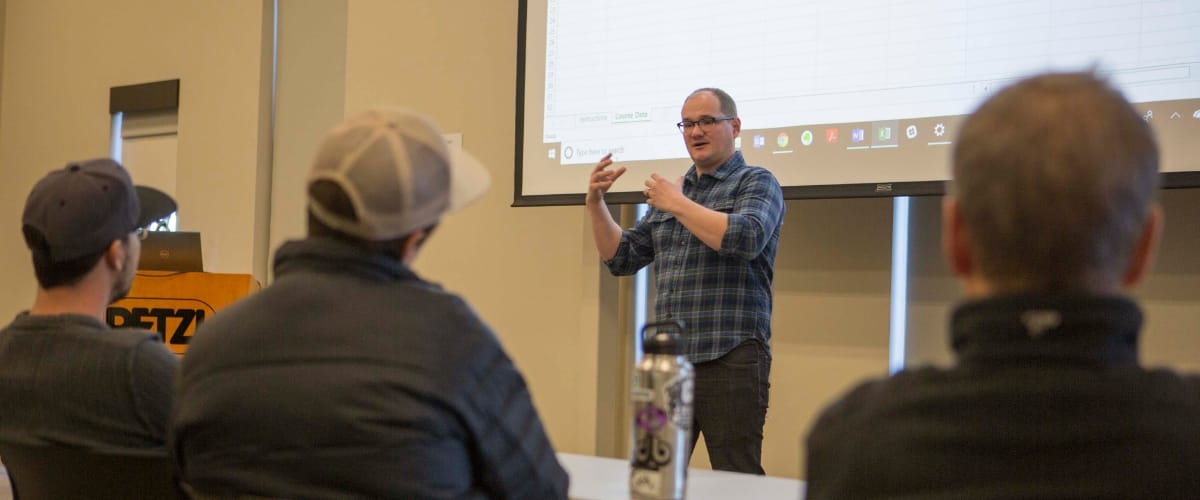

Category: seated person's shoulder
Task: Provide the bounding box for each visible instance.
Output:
[415,288,495,337]
[1143,367,1200,400]
[1187,372,1200,393]
[842,365,945,400]
[395,288,511,363]
[112,330,179,381]
[93,325,175,359]
[130,332,179,364]
[811,366,947,432]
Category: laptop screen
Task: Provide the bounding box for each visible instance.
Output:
[138,231,204,272]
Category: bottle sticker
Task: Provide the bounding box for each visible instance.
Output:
[631,387,654,403]
[631,468,662,496]
[634,406,668,432]
[633,405,673,471]
[665,376,694,429]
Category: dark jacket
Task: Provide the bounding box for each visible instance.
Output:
[805,294,1200,500]
[171,238,568,499]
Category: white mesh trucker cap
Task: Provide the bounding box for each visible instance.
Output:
[307,109,491,240]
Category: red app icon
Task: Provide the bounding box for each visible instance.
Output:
[825,128,839,143]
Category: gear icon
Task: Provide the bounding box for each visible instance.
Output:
[934,123,946,137]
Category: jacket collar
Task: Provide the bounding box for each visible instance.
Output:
[950,293,1142,366]
[273,238,422,284]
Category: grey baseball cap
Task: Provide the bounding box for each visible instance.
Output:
[22,158,177,262]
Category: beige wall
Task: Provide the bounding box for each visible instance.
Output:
[905,190,1200,373]
[270,0,348,267]
[760,198,893,476]
[0,0,273,320]
[0,0,6,130]
[2,0,1198,483]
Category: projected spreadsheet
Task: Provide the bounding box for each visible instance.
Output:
[542,0,1200,166]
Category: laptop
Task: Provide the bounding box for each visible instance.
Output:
[138,231,204,272]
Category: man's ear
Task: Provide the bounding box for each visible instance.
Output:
[399,229,429,266]
[942,197,972,277]
[103,239,126,273]
[1121,203,1163,288]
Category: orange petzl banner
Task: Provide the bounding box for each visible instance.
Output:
[107,271,260,355]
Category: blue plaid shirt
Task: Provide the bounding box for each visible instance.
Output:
[606,151,784,363]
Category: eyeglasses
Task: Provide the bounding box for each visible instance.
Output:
[676,116,735,133]
[133,226,150,240]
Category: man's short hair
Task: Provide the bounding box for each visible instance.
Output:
[23,226,107,288]
[951,71,1159,292]
[689,88,738,118]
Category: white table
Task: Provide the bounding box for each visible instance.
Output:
[558,453,805,500]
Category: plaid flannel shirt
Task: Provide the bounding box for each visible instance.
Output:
[606,151,784,363]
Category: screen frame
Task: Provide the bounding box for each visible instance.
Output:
[512,0,1200,207]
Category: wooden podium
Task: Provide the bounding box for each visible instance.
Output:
[106,271,260,355]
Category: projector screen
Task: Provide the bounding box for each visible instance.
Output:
[515,0,1200,205]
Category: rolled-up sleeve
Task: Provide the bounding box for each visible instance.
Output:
[604,212,659,276]
[719,170,784,261]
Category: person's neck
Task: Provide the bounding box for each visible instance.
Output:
[961,275,1123,300]
[29,281,111,322]
[695,152,734,176]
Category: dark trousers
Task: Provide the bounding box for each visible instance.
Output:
[688,339,771,475]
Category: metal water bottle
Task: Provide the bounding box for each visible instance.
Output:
[630,320,694,500]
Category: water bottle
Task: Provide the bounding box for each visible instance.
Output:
[630,320,694,500]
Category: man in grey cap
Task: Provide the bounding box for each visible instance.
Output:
[172,109,569,499]
[0,158,179,449]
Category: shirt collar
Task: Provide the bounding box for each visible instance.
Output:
[688,150,745,183]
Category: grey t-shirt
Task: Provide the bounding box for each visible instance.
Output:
[0,312,178,449]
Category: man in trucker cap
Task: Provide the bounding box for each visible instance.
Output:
[173,109,569,499]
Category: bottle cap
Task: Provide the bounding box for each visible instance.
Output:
[643,332,683,355]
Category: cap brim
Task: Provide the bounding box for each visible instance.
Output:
[135,186,178,227]
[446,148,492,214]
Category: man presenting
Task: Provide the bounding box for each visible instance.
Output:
[587,87,785,474]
